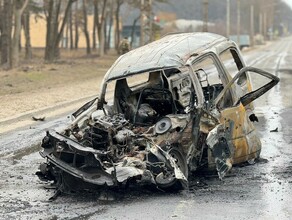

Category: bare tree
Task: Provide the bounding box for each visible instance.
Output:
[114,0,123,50]
[94,0,107,57]
[92,0,97,49]
[82,0,90,54]
[44,0,76,62]
[0,0,2,54]
[0,0,3,64]
[1,0,13,67]
[10,0,29,68]
[22,7,32,59]
[68,4,73,49]
[22,0,43,60]
[74,1,79,49]
[44,0,60,61]
[0,0,13,67]
[106,0,114,52]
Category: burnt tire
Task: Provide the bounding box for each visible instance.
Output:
[155,148,188,190]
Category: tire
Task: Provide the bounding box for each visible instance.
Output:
[155,148,188,190]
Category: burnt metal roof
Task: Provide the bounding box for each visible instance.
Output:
[104,32,227,81]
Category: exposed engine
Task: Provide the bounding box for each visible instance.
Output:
[78,114,130,149]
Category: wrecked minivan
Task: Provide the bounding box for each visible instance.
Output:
[37,32,279,192]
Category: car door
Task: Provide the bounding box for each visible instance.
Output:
[190,54,248,175]
[214,66,280,164]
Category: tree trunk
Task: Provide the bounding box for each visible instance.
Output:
[0,0,3,60]
[65,11,69,48]
[106,0,114,52]
[115,0,122,50]
[82,0,91,54]
[94,0,100,50]
[92,1,97,49]
[1,0,13,66]
[97,0,107,57]
[52,0,61,55]
[69,4,73,50]
[104,10,108,54]
[44,0,59,61]
[74,1,79,49]
[11,4,23,68]
[23,9,32,59]
[44,0,53,59]
[44,0,75,62]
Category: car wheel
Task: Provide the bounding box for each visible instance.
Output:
[155,148,188,190]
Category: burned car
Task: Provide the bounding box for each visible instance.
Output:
[37,32,279,192]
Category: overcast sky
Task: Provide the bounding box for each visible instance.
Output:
[283,0,292,8]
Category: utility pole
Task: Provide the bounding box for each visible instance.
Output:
[226,0,230,37]
[259,13,263,36]
[270,0,275,40]
[263,12,267,39]
[237,0,240,45]
[203,0,208,32]
[140,0,152,46]
[250,4,254,46]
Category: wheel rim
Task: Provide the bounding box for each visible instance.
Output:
[155,148,187,188]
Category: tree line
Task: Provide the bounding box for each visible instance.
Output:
[0,0,291,70]
[0,0,150,69]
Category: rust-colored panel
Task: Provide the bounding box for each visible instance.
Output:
[219,103,261,163]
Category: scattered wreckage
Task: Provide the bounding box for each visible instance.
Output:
[37,32,279,193]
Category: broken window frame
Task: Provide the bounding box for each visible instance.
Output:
[219,47,252,97]
[219,47,244,76]
[189,52,236,110]
[214,66,280,108]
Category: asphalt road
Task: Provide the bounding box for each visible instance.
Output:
[0,37,292,220]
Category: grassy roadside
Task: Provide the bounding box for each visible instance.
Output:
[0,49,119,134]
[0,49,118,96]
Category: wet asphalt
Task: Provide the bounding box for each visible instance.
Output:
[0,37,292,220]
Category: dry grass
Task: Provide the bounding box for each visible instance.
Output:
[0,49,118,96]
[0,49,119,121]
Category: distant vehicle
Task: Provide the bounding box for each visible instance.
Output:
[229,35,250,49]
[37,32,279,193]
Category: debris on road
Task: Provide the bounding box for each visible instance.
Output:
[270,127,279,132]
[32,116,46,121]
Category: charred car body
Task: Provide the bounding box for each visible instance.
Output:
[37,33,279,191]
